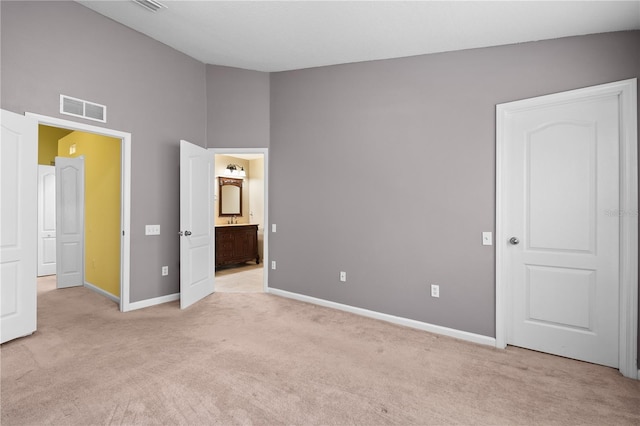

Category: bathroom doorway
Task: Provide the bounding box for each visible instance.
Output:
[211,149,268,293]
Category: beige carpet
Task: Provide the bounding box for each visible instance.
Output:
[1,277,639,425]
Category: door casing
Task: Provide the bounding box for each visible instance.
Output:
[495,79,638,379]
[26,113,132,312]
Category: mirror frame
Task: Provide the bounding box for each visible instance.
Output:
[218,176,243,216]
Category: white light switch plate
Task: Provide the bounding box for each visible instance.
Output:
[482,232,492,246]
[145,225,160,235]
[272,224,276,233]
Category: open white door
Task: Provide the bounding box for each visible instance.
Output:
[55,156,85,289]
[38,165,56,276]
[1,109,37,343]
[180,140,214,309]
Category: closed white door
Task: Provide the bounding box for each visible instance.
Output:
[38,165,56,276]
[1,109,37,344]
[180,140,214,309]
[499,87,621,367]
[56,156,85,289]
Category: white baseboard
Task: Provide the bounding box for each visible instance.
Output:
[84,281,120,304]
[127,293,180,311]
[268,288,496,347]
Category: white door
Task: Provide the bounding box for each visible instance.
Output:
[55,156,85,289]
[38,165,56,276]
[499,87,621,367]
[1,109,37,343]
[180,140,214,309]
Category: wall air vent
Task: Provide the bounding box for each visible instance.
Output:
[132,0,167,13]
[60,95,107,123]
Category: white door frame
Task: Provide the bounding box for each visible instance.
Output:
[495,79,638,379]
[209,148,269,292]
[26,113,132,312]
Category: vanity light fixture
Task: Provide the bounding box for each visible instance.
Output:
[225,164,246,178]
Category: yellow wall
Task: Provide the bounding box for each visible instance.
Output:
[59,131,121,297]
[38,125,72,165]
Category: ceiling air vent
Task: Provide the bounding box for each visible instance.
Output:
[60,95,107,123]
[132,0,167,13]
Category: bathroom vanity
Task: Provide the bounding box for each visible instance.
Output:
[215,224,260,268]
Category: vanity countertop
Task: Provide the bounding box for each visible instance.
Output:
[215,223,259,227]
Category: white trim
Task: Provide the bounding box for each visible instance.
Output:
[84,281,119,304]
[495,79,638,379]
[209,148,269,293]
[269,288,496,347]
[618,79,638,379]
[128,293,180,311]
[26,112,132,313]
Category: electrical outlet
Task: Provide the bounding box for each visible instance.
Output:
[161,266,168,276]
[482,231,493,246]
[431,284,440,298]
[271,261,276,270]
[340,271,347,282]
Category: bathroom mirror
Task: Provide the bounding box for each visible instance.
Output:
[219,177,242,216]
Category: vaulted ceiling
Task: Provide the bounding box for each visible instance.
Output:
[77,1,640,72]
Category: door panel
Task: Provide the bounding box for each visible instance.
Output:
[56,156,85,288]
[502,92,620,368]
[1,109,37,343]
[527,123,596,252]
[38,165,56,276]
[526,265,594,330]
[180,140,214,309]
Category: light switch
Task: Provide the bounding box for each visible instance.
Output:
[145,225,161,235]
[272,224,276,233]
[482,232,492,246]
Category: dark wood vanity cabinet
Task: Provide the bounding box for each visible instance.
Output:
[215,225,260,268]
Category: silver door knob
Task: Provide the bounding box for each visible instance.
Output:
[509,237,520,245]
[184,230,192,236]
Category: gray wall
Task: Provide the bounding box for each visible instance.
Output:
[1,1,207,302]
[206,65,270,148]
[269,31,640,338]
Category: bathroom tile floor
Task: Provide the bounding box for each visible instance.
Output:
[215,263,264,293]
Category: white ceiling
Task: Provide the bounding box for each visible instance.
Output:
[77,1,640,72]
